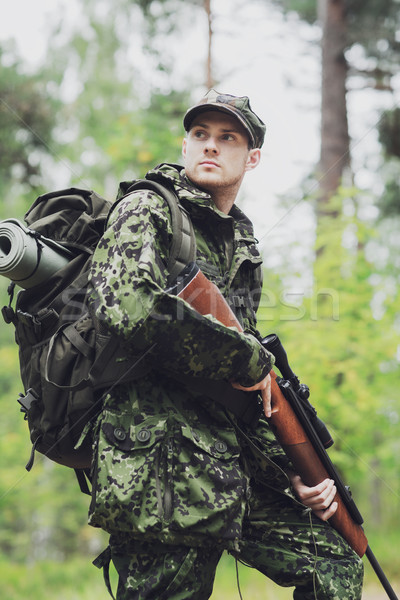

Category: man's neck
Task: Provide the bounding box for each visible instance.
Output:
[211,193,234,214]
[210,181,243,215]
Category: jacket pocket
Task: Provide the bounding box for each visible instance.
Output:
[169,423,247,541]
[89,412,247,543]
[88,411,170,535]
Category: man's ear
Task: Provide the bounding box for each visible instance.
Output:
[182,137,187,158]
[245,148,261,172]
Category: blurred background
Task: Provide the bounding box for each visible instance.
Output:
[0,0,399,598]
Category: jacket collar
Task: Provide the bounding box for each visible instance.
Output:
[147,163,257,242]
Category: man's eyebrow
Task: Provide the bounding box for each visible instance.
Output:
[192,122,241,133]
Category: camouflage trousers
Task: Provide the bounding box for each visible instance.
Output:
[94,483,364,600]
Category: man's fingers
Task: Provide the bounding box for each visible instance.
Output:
[291,475,339,519]
[231,373,271,392]
[315,501,338,522]
[298,478,335,503]
[308,485,337,510]
[261,390,271,418]
[231,374,272,418]
[261,378,271,418]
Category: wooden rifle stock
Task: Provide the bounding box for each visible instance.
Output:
[173,263,242,330]
[268,371,368,557]
[173,263,367,556]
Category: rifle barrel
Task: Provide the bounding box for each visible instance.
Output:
[365,546,399,600]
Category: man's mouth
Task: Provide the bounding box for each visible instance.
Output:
[200,160,220,168]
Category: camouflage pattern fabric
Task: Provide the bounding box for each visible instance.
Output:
[101,540,223,600]
[89,164,271,388]
[96,483,363,600]
[88,163,363,597]
[233,483,364,600]
[88,163,280,545]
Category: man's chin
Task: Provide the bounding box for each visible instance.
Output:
[188,171,224,191]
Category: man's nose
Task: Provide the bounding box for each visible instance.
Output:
[204,137,218,153]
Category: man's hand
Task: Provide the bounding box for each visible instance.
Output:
[289,472,338,521]
[231,373,272,418]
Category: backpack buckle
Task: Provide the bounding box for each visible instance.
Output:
[2,305,15,324]
[18,388,39,415]
[2,282,16,324]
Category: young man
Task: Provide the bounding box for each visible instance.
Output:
[88,90,364,599]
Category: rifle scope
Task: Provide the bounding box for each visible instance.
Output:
[262,334,334,449]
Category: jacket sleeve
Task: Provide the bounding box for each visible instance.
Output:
[88,190,273,387]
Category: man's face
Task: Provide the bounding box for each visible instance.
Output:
[182,111,260,195]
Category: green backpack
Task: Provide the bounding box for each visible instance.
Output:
[1,177,195,492]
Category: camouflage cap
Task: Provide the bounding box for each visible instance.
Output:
[183,89,266,148]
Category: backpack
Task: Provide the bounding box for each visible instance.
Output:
[1,177,195,493]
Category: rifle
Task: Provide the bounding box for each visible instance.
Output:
[172,262,398,600]
[262,334,398,600]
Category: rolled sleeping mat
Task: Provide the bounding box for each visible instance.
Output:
[0,219,73,289]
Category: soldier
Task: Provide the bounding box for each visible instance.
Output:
[88,90,364,599]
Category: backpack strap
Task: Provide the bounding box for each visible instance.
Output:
[93,546,116,600]
[109,179,196,286]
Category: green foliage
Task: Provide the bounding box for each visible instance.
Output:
[258,186,400,529]
[16,0,193,196]
[104,90,191,181]
[377,109,400,218]
[346,0,400,57]
[0,341,104,562]
[378,175,400,218]
[129,0,203,59]
[272,0,316,23]
[379,108,400,159]
[0,555,112,600]
[0,50,60,198]
[274,0,400,84]
[275,0,400,48]
[0,280,105,563]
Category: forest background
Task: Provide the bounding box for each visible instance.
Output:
[0,0,399,598]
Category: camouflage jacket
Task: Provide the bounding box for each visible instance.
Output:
[88,163,293,549]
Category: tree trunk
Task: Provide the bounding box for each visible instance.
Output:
[204,0,214,89]
[318,0,350,215]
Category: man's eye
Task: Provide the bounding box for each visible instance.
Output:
[194,130,205,138]
[222,134,234,141]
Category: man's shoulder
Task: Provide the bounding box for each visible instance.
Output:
[107,188,171,231]
[115,163,207,207]
[146,162,184,185]
[115,163,181,201]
